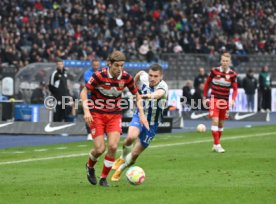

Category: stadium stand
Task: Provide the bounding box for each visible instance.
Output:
[0,0,275,87]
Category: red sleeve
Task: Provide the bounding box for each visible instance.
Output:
[231,74,238,101]
[85,73,99,91]
[126,74,138,94]
[203,69,213,97]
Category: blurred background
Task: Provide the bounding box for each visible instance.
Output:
[0,0,275,139]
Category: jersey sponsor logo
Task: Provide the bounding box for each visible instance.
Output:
[97,87,122,97]
[44,123,75,132]
[225,75,230,80]
[88,77,94,84]
[212,78,231,87]
[0,122,14,128]
[190,112,209,119]
[234,112,256,120]
[119,82,124,88]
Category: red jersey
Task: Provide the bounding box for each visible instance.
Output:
[86,67,138,113]
[203,67,238,101]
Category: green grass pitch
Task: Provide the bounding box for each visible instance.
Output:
[0,125,276,204]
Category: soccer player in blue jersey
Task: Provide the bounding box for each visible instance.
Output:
[83,59,100,140]
[84,59,100,84]
[111,64,168,181]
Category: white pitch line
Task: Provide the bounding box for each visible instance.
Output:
[0,131,275,166]
[55,147,68,150]
[33,149,48,152]
[77,144,88,147]
[13,151,25,154]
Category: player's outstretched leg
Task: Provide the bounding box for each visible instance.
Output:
[112,126,140,170]
[112,144,132,170]
[111,153,134,181]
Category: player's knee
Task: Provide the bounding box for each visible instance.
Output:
[108,144,118,153]
[95,146,106,154]
[125,136,135,145]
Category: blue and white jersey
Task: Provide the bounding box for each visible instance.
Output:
[135,71,168,125]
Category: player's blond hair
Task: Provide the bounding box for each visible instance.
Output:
[221,52,231,59]
[107,50,126,63]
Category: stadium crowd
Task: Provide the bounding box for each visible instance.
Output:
[0,0,275,69]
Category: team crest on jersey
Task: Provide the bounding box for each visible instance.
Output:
[88,77,94,84]
[91,128,96,136]
[225,75,230,80]
[118,82,124,88]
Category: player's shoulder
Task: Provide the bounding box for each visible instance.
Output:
[229,68,237,76]
[95,67,107,77]
[139,70,148,76]
[84,69,93,77]
[211,67,220,73]
[157,80,168,90]
[122,70,131,77]
[121,70,132,81]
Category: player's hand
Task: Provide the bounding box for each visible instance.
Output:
[141,94,152,99]
[140,114,149,130]
[229,100,235,108]
[84,111,93,125]
[203,98,210,108]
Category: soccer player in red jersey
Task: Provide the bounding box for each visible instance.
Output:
[203,52,238,153]
[80,51,149,186]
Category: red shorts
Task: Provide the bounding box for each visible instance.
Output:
[89,112,122,138]
[209,98,229,120]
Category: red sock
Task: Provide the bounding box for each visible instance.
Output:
[101,155,115,178]
[212,131,220,144]
[218,127,224,139]
[88,153,97,168]
[211,125,220,144]
[88,158,97,168]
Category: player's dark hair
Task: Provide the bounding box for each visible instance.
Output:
[149,64,163,74]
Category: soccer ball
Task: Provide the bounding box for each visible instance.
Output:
[197,124,207,132]
[126,166,145,185]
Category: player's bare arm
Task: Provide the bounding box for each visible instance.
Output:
[135,92,150,130]
[80,86,93,125]
[141,89,166,100]
[229,77,238,108]
[134,71,145,85]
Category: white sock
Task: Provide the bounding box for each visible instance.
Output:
[118,153,133,172]
[89,152,97,161]
[121,144,132,160]
[211,126,219,131]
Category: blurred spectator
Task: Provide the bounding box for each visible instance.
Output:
[0,0,275,68]
[30,81,48,104]
[194,67,208,90]
[192,83,206,110]
[242,69,257,112]
[182,80,193,110]
[258,65,272,112]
